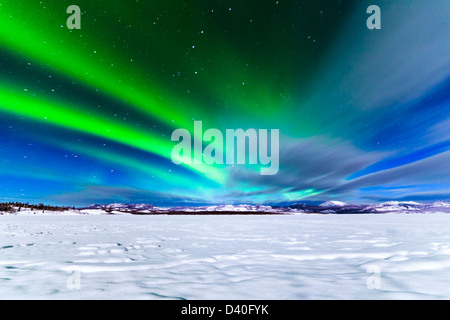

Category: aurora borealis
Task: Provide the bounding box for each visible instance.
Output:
[0,0,449,206]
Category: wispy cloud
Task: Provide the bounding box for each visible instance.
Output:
[223,136,385,203]
[50,185,210,207]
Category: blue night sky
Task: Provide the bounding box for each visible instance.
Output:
[0,0,449,206]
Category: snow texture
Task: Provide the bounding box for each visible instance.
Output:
[1,214,450,299]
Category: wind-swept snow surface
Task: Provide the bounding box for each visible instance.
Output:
[1,214,450,299]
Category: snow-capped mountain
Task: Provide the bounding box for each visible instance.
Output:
[361,201,424,213]
[319,201,348,207]
[32,200,450,215]
[84,203,158,213]
[79,203,302,215]
[431,201,450,208]
[203,204,274,212]
[168,204,292,214]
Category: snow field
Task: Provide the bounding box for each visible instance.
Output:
[1,214,450,299]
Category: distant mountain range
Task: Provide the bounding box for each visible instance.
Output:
[79,201,450,215]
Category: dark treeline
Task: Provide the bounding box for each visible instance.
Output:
[0,202,75,213]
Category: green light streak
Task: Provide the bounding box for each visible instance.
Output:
[0,85,226,184]
[0,3,200,129]
[283,188,322,201]
[57,142,209,190]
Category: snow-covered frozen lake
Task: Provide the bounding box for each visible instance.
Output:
[1,214,450,300]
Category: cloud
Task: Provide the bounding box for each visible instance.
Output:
[50,185,210,207]
[328,150,450,197]
[222,134,450,204]
[362,190,450,203]
[322,0,450,111]
[224,135,385,202]
[426,117,450,144]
